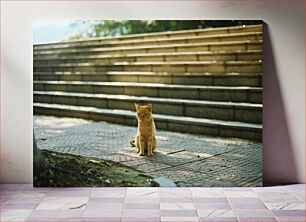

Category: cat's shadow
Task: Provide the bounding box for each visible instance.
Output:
[118,146,179,160]
[120,147,189,167]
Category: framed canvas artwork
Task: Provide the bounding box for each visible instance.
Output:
[33,20,263,187]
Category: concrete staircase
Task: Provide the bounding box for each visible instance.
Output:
[33,24,263,141]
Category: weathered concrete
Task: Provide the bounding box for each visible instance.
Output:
[34,115,263,187]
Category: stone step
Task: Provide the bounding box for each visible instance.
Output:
[33,102,262,141]
[34,31,262,51]
[33,72,262,87]
[33,81,262,103]
[34,61,262,73]
[34,24,262,50]
[34,40,263,59]
[34,50,262,64]
[34,91,262,124]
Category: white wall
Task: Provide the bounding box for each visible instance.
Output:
[1,1,305,184]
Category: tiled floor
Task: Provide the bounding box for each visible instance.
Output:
[0,184,304,222]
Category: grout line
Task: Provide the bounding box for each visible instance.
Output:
[226,189,240,222]
[120,187,127,222]
[158,185,161,222]
[288,187,305,202]
[81,187,93,222]
[191,187,201,222]
[253,187,281,222]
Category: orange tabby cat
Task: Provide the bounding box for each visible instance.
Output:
[130,103,156,156]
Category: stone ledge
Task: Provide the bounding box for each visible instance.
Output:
[34,40,263,56]
[33,24,263,50]
[33,81,262,103]
[34,91,262,123]
[33,103,262,141]
[33,31,262,52]
[33,72,262,87]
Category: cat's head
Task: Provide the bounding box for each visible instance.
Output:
[135,103,153,122]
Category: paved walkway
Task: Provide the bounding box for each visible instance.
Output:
[34,115,262,187]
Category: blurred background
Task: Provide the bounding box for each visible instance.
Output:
[33,20,262,44]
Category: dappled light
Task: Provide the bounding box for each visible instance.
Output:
[34,115,90,129]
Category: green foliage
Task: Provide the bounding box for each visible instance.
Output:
[67,20,262,40]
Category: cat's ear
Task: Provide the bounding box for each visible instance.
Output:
[147,103,153,111]
[135,103,140,110]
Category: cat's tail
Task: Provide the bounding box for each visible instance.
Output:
[129,139,136,147]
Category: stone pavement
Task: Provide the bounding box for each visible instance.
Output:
[34,115,262,187]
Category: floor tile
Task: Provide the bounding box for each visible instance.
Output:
[29,209,84,218]
[160,188,192,197]
[83,217,121,222]
[27,217,83,221]
[192,188,225,198]
[161,209,198,217]
[1,191,16,198]
[276,218,306,222]
[223,188,252,192]
[83,208,123,217]
[0,209,32,221]
[122,217,161,222]
[200,217,238,222]
[160,197,194,203]
[2,203,39,209]
[291,191,305,201]
[234,209,274,218]
[45,190,91,197]
[86,202,123,209]
[92,187,126,192]
[285,184,305,191]
[162,216,199,222]
[252,187,289,193]
[265,202,305,210]
[194,197,228,203]
[230,202,267,209]
[6,197,44,204]
[0,196,11,206]
[19,184,39,191]
[198,209,235,217]
[126,187,158,198]
[91,187,126,198]
[196,202,231,209]
[125,197,159,203]
[225,191,258,198]
[159,188,191,192]
[272,209,305,217]
[21,184,92,193]
[89,197,125,203]
[0,183,305,222]
[1,202,7,208]
[122,209,160,217]
[227,197,263,204]
[125,203,160,209]
[1,184,24,191]
[5,191,45,205]
[237,218,277,222]
[257,192,300,203]
[160,203,196,210]
[10,191,45,199]
[36,196,88,210]
[293,190,305,196]
[40,187,92,192]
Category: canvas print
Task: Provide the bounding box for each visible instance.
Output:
[33,20,263,187]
